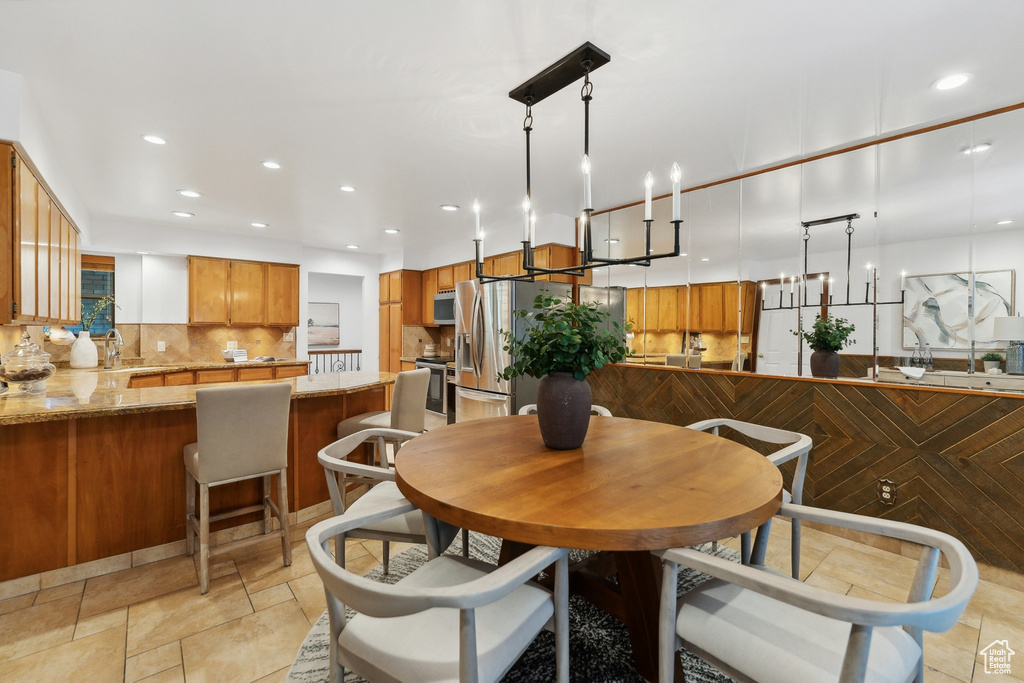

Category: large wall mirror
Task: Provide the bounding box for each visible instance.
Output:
[595,104,1024,383]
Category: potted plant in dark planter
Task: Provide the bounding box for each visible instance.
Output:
[499,291,630,449]
[794,313,855,378]
[981,352,1003,373]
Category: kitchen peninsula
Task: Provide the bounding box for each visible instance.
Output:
[0,368,395,584]
[591,363,1024,576]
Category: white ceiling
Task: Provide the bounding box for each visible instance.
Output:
[2,0,1024,263]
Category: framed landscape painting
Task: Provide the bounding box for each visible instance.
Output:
[902,269,1015,349]
[308,302,340,346]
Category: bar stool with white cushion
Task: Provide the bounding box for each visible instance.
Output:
[184,382,293,594]
[337,368,430,466]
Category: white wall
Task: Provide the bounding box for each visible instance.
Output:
[0,69,21,141]
[307,272,363,349]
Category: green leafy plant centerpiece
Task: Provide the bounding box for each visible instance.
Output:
[794,313,855,378]
[81,295,117,332]
[499,291,630,449]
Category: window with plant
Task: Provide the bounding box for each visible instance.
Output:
[69,255,116,334]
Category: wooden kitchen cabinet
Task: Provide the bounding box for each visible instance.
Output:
[626,288,643,331]
[163,371,195,386]
[437,265,454,291]
[453,261,473,284]
[274,364,307,378]
[379,273,390,304]
[421,268,437,325]
[196,368,236,384]
[266,263,299,327]
[644,288,660,330]
[229,260,265,325]
[236,366,274,381]
[188,257,299,327]
[378,269,423,372]
[128,374,164,389]
[1,144,81,325]
[740,281,758,334]
[657,287,678,331]
[699,283,724,332]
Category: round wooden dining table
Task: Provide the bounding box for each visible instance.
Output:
[395,415,784,682]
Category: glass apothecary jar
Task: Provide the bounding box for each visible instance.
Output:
[0,332,56,396]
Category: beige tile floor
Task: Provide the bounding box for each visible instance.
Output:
[0,514,1021,682]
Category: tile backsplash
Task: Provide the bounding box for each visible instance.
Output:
[6,324,295,365]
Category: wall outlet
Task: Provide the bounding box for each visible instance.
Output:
[226,341,238,350]
[284,331,294,342]
[157,341,166,352]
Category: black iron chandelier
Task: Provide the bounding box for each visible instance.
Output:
[473,42,683,282]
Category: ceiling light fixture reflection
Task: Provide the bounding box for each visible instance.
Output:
[141,134,166,145]
[933,73,971,90]
[997,220,1014,225]
[384,228,400,234]
[339,185,355,192]
[346,244,359,249]
[136,251,151,255]
[251,222,268,228]
[605,238,619,244]
[172,211,194,218]
[440,204,460,212]
[962,143,992,155]
[701,257,710,262]
[261,160,281,169]
[177,189,201,198]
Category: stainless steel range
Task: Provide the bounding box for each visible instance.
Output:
[414,356,454,419]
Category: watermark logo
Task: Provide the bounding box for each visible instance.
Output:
[980,640,1015,675]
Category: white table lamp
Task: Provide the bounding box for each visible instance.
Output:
[993,316,1024,375]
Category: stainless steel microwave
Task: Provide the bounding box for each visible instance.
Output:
[433,291,456,325]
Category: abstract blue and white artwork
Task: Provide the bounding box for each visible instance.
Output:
[902,270,1015,349]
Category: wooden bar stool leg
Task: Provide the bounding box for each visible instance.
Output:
[199,483,210,594]
[278,467,291,566]
[263,474,273,534]
[382,541,390,574]
[185,469,196,556]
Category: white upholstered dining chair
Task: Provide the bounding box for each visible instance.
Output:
[318,427,458,573]
[184,382,293,594]
[336,368,431,467]
[307,500,570,683]
[655,503,978,683]
[686,418,811,578]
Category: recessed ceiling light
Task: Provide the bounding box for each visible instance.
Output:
[339,185,356,192]
[701,257,710,262]
[934,73,971,91]
[962,143,992,155]
[346,244,359,249]
[440,204,460,212]
[605,238,620,244]
[141,134,166,145]
[136,251,150,255]
[997,219,1014,225]
[383,228,400,234]
[172,211,194,218]
[250,222,268,228]
[262,160,281,169]
[177,189,201,198]
[680,252,687,257]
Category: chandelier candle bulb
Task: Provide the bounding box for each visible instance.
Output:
[582,155,592,210]
[644,172,654,221]
[530,211,536,247]
[579,211,587,251]
[670,163,682,221]
[866,263,872,283]
[473,200,481,239]
[901,270,906,291]
[522,195,531,242]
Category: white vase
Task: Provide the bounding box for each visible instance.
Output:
[70,331,99,368]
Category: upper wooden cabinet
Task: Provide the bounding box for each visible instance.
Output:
[421,268,437,325]
[187,256,299,327]
[266,263,299,326]
[1,144,81,325]
[436,265,454,291]
[629,280,758,335]
[453,261,473,284]
[378,269,423,372]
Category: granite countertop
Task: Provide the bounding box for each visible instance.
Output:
[51,358,311,375]
[0,369,395,426]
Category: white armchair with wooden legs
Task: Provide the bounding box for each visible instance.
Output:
[318,427,458,573]
[686,418,811,578]
[655,503,979,683]
[307,500,570,683]
[184,382,293,594]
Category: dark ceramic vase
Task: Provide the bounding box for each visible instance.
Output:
[810,350,840,378]
[535,372,592,450]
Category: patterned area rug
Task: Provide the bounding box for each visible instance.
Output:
[287,533,736,682]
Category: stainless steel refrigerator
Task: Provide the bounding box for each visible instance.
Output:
[578,285,626,333]
[454,279,572,421]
